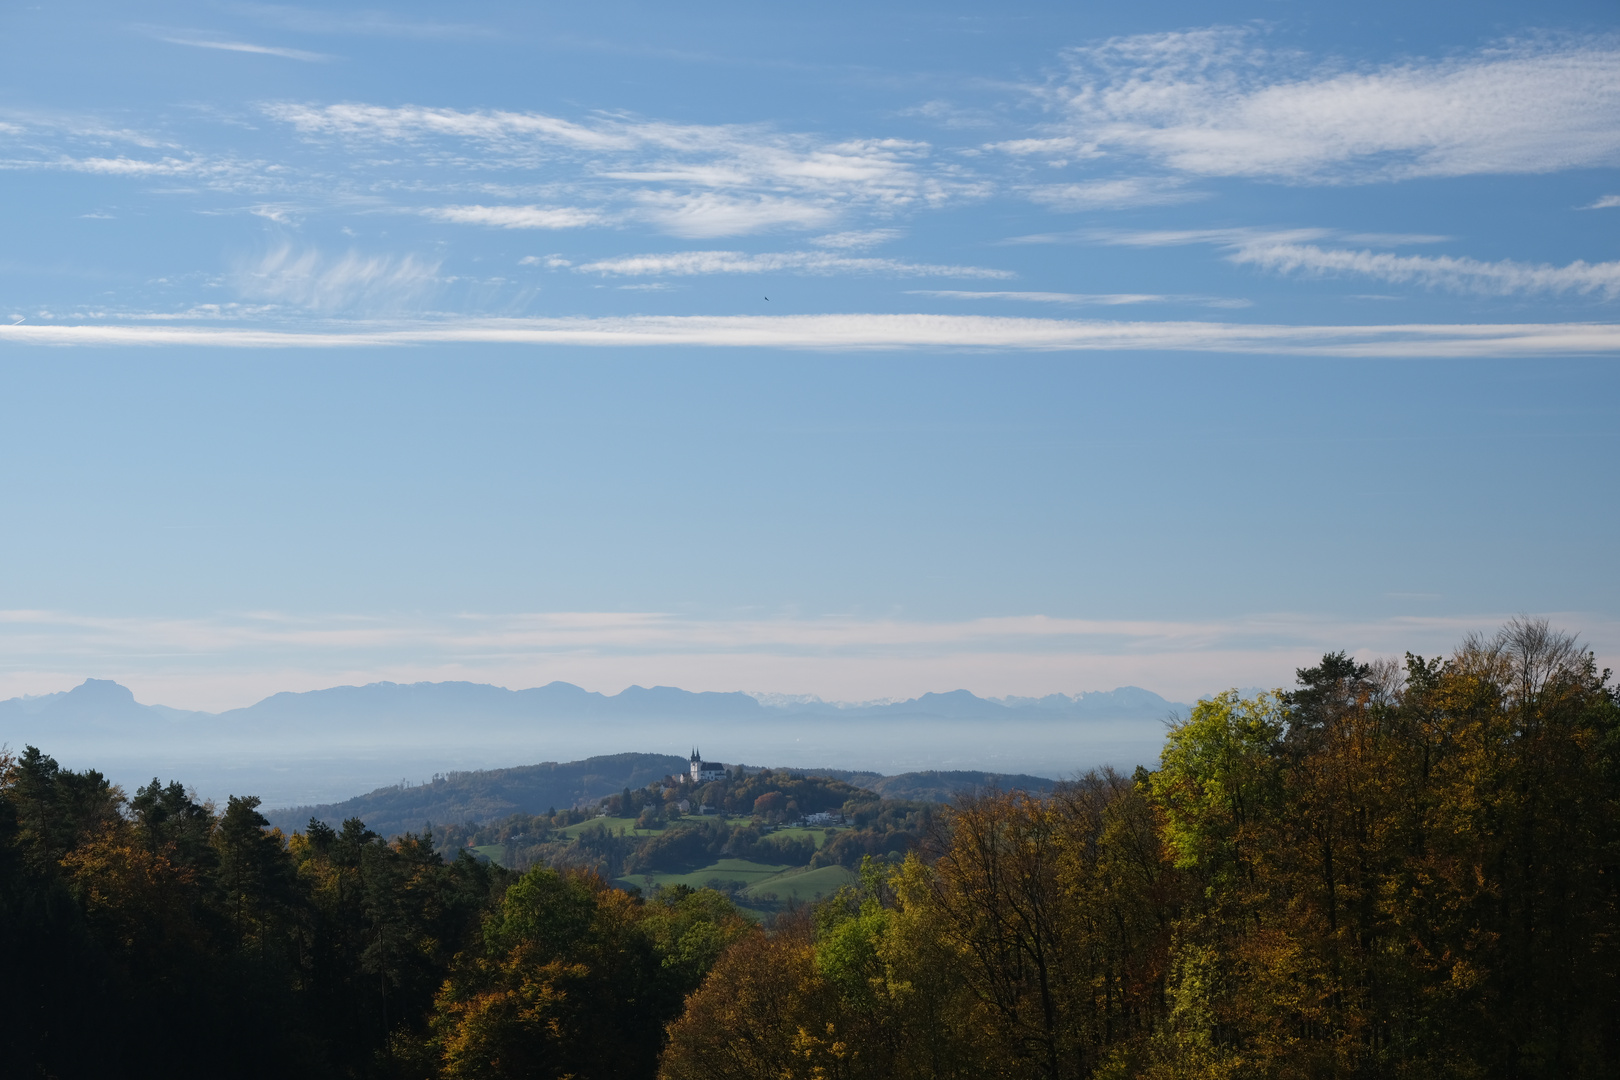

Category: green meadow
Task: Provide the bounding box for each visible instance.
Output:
[554,816,846,845]
[554,815,659,838]
[616,859,858,910]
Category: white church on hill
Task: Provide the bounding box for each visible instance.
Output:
[687,749,725,783]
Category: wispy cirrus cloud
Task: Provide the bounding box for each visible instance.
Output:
[262,103,980,236]
[1229,242,1620,299]
[265,102,624,148]
[1094,227,1620,299]
[42,155,201,175]
[0,124,286,195]
[0,152,287,198]
[0,111,279,190]
[630,192,838,237]
[0,110,173,149]
[574,250,1014,278]
[1587,195,1620,209]
[1025,176,1201,209]
[423,204,604,229]
[1027,29,1620,183]
[153,34,332,62]
[810,229,903,250]
[3,314,1617,358]
[233,245,442,311]
[249,203,299,223]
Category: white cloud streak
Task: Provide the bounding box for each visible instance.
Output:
[574,251,1014,279]
[1026,177,1200,209]
[157,35,332,62]
[1093,228,1620,299]
[424,204,603,229]
[266,102,624,148]
[58,156,201,175]
[2,314,1616,358]
[0,155,211,177]
[631,192,837,237]
[1042,29,1620,182]
[1088,226,1328,248]
[811,229,903,250]
[1230,243,1620,299]
[0,110,172,148]
[0,137,276,192]
[1587,195,1620,209]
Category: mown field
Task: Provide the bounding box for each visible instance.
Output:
[555,815,657,838]
[616,859,858,910]
[620,855,787,890]
[471,815,859,910]
[761,824,842,848]
[738,864,858,903]
[552,815,846,846]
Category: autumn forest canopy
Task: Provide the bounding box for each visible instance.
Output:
[3,619,1618,1079]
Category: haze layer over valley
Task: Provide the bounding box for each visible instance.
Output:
[0,677,1184,808]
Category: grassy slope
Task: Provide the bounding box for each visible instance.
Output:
[622,857,790,890]
[554,816,845,841]
[741,864,858,903]
[556,815,662,839]
[471,844,506,864]
[766,824,840,849]
[615,857,858,909]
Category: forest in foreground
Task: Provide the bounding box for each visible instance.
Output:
[2,618,1618,1079]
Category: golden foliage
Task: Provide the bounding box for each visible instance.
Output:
[658,621,1620,1080]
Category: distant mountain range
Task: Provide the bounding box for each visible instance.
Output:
[0,678,1188,809]
[0,678,205,729]
[0,677,1188,734]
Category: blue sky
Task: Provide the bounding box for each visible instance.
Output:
[1,0,1617,710]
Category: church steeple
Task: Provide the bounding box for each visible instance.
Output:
[687,747,722,785]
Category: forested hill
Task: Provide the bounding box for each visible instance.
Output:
[265,754,1058,837]
[864,769,1057,801]
[265,752,687,837]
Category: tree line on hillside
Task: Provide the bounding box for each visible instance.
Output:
[4,619,1617,1079]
